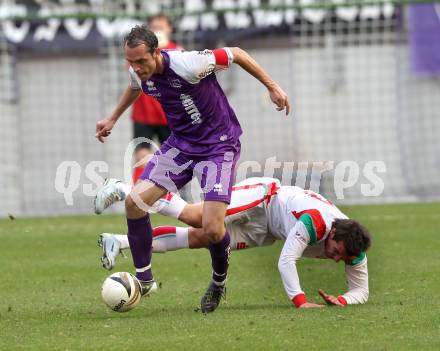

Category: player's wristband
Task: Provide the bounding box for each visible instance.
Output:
[292,293,307,308]
[337,296,348,305]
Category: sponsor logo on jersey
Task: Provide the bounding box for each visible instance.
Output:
[146,80,157,91]
[168,78,182,88]
[180,94,202,124]
[198,66,214,79]
[195,50,215,79]
[197,49,212,56]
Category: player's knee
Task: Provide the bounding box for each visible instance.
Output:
[203,223,224,243]
[192,210,203,228]
[125,195,137,214]
[125,193,148,215]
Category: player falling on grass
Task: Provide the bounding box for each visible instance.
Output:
[95,25,290,313]
[95,177,371,309]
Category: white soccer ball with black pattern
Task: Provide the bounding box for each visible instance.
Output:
[101,272,142,312]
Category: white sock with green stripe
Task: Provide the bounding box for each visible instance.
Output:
[152,226,189,253]
[151,193,187,219]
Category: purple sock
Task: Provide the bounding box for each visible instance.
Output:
[127,215,153,281]
[208,231,231,285]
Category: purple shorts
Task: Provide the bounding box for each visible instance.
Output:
[140,142,241,203]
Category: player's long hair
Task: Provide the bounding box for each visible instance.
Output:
[332,219,371,257]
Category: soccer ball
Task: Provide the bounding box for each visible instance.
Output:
[101,272,142,312]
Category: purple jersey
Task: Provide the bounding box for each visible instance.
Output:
[129,49,242,156]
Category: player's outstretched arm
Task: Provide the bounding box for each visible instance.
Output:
[96,86,141,143]
[230,47,290,115]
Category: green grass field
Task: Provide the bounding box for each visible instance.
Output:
[1,203,439,350]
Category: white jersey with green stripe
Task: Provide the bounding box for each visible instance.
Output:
[267,186,369,305]
[151,177,368,304]
[266,186,347,242]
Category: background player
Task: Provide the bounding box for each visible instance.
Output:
[96,177,371,309]
[95,25,290,313]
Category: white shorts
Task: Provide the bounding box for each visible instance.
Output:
[225,177,280,250]
[226,205,277,250]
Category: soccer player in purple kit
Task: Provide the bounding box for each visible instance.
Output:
[95,25,290,313]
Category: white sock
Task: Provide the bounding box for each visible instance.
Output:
[212,273,227,286]
[116,182,132,200]
[150,193,187,219]
[152,226,189,253]
[116,180,181,216]
[119,181,187,219]
[114,234,130,249]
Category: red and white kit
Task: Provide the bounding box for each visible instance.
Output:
[155,177,369,307]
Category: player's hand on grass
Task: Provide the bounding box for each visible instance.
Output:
[268,84,290,115]
[95,117,116,143]
[318,289,344,307]
[299,302,325,309]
